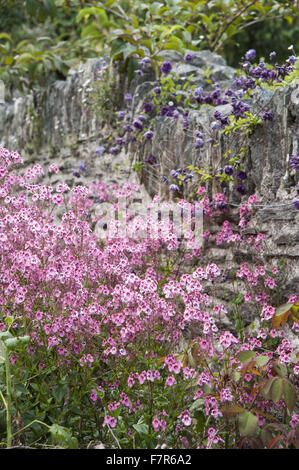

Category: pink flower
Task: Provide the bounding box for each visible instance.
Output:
[220,387,233,402]
[152,417,161,432]
[219,331,239,349]
[197,186,206,196]
[290,414,299,429]
[48,164,59,174]
[165,375,177,386]
[103,415,117,428]
[261,304,275,321]
[90,389,98,402]
[178,410,192,427]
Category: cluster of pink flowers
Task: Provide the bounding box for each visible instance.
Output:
[0,145,298,448]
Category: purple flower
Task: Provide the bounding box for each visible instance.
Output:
[138,114,147,122]
[139,57,151,68]
[211,121,220,130]
[290,154,299,171]
[242,61,251,71]
[144,102,153,114]
[153,87,161,94]
[115,137,125,146]
[215,201,228,211]
[214,110,229,127]
[169,184,179,192]
[162,176,169,185]
[123,124,133,133]
[133,119,143,130]
[237,170,247,181]
[231,100,250,119]
[95,146,105,156]
[270,51,277,61]
[225,88,235,97]
[224,165,234,176]
[118,111,125,120]
[160,61,173,75]
[135,69,144,76]
[195,138,204,149]
[124,93,133,102]
[261,110,273,121]
[184,52,194,62]
[245,49,256,61]
[236,184,247,195]
[110,146,121,155]
[144,130,154,140]
[144,153,157,165]
[183,173,193,183]
[194,87,204,99]
[195,130,203,138]
[287,55,297,65]
[170,169,179,179]
[292,199,299,210]
[72,170,81,178]
[78,163,86,172]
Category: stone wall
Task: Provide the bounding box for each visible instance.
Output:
[0,50,298,307]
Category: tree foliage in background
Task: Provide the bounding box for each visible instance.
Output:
[0,0,298,93]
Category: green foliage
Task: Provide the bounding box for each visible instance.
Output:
[223,113,263,137]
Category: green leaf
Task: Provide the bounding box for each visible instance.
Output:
[282,379,296,414]
[236,350,256,364]
[81,24,102,39]
[190,399,205,412]
[15,383,30,397]
[53,385,67,403]
[255,355,270,367]
[18,335,30,345]
[270,377,283,403]
[273,363,287,377]
[272,303,293,329]
[0,33,13,42]
[3,337,21,350]
[49,424,78,449]
[0,340,5,364]
[0,331,13,340]
[133,423,149,435]
[238,411,258,437]
[260,428,273,447]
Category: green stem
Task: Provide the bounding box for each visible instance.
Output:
[11,419,50,438]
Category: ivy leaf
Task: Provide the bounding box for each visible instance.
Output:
[238,411,258,436]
